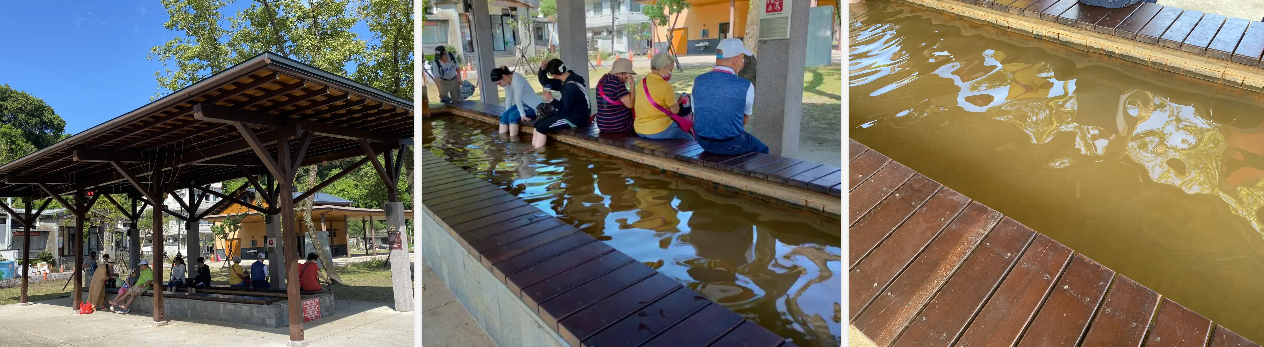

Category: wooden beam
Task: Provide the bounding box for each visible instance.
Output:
[195,104,399,142]
[360,139,395,188]
[75,148,262,167]
[294,156,370,203]
[36,183,78,215]
[302,98,368,120]
[291,131,313,174]
[240,169,273,204]
[102,194,136,220]
[196,184,249,220]
[110,162,161,204]
[197,186,272,215]
[256,86,330,114]
[289,93,351,120]
[234,122,287,179]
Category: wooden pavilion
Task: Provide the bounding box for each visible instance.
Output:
[0,53,413,345]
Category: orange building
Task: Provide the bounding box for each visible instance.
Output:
[638,0,837,55]
[204,192,411,260]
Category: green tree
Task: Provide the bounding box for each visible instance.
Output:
[643,0,687,71]
[0,124,36,165]
[353,0,413,98]
[540,0,557,19]
[150,0,235,97]
[0,84,67,151]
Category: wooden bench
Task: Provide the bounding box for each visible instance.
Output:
[433,101,843,197]
[423,152,797,347]
[96,287,284,305]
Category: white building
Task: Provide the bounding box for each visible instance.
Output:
[0,201,60,264]
[586,0,651,54]
[422,0,544,60]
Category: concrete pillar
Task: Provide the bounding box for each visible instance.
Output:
[185,218,199,262]
[470,0,499,102]
[556,0,592,111]
[751,0,811,157]
[129,226,141,271]
[385,202,413,312]
[266,214,285,289]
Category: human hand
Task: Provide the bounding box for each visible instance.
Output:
[543,91,554,102]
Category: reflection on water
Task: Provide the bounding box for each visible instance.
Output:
[422,117,843,347]
[851,1,1264,342]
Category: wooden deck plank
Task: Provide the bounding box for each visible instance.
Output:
[581,287,712,347]
[710,321,788,347]
[1137,7,1184,44]
[519,252,636,312]
[848,189,971,318]
[422,185,502,206]
[1021,0,1063,18]
[1144,298,1213,347]
[537,262,659,330]
[1079,275,1161,347]
[437,198,530,225]
[788,166,840,191]
[461,216,565,243]
[1016,253,1115,347]
[430,193,520,217]
[852,202,1003,345]
[849,150,890,191]
[1039,0,1078,22]
[449,205,541,231]
[477,225,579,264]
[849,139,868,161]
[849,161,916,224]
[504,240,618,296]
[1058,2,1115,30]
[640,303,746,347]
[849,174,942,267]
[1113,3,1164,39]
[889,218,1036,347]
[750,158,806,181]
[1232,22,1264,66]
[954,234,1074,347]
[1208,17,1251,61]
[556,274,682,347]
[1181,13,1226,55]
[1094,2,1145,35]
[991,0,1020,12]
[1210,325,1262,347]
[806,169,844,194]
[766,161,824,184]
[490,233,604,280]
[1005,0,1040,15]
[1158,10,1204,49]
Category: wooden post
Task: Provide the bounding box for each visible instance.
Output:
[277,136,305,342]
[73,192,85,311]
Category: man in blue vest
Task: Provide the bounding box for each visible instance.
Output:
[251,253,270,289]
[691,38,769,156]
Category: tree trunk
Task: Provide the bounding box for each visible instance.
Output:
[301,165,342,284]
[744,0,764,53]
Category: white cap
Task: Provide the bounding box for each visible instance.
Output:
[716,38,754,59]
[258,253,267,260]
[139,259,149,266]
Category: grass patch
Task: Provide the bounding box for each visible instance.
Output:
[0,278,73,306]
[209,259,402,303]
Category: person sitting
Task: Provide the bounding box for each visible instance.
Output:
[491,66,544,139]
[634,52,693,141]
[229,256,250,288]
[109,259,153,314]
[84,251,98,284]
[299,253,323,292]
[691,39,769,156]
[596,58,637,133]
[166,256,186,291]
[432,45,463,103]
[534,58,593,148]
[191,257,212,289]
[251,253,270,289]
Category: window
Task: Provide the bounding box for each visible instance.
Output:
[251,240,257,247]
[536,25,547,41]
[631,2,641,12]
[701,29,709,39]
[719,23,730,39]
[422,21,449,44]
[12,231,46,251]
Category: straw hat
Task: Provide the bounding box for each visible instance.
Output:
[610,58,636,75]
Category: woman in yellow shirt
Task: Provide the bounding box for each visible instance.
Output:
[634,53,693,140]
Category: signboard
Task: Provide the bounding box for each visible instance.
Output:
[388,231,403,250]
[759,0,792,40]
[266,239,276,248]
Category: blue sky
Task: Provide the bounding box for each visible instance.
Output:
[0,1,371,135]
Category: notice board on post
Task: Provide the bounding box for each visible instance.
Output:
[760,0,793,40]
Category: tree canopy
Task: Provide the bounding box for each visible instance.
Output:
[0,84,67,162]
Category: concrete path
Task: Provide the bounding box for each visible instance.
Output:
[0,298,413,347]
[420,257,497,347]
[1159,0,1264,22]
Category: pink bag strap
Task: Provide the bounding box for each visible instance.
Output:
[642,78,694,134]
[599,82,621,106]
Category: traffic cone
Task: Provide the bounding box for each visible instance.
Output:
[597,54,602,67]
[628,51,633,61]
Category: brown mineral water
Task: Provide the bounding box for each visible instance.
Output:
[851,0,1264,341]
[423,117,843,346]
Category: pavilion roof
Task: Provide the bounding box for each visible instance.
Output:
[0,53,413,199]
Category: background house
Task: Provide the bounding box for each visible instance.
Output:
[586,0,651,54]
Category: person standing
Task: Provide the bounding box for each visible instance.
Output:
[433,46,463,103]
[691,39,769,156]
[595,58,637,133]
